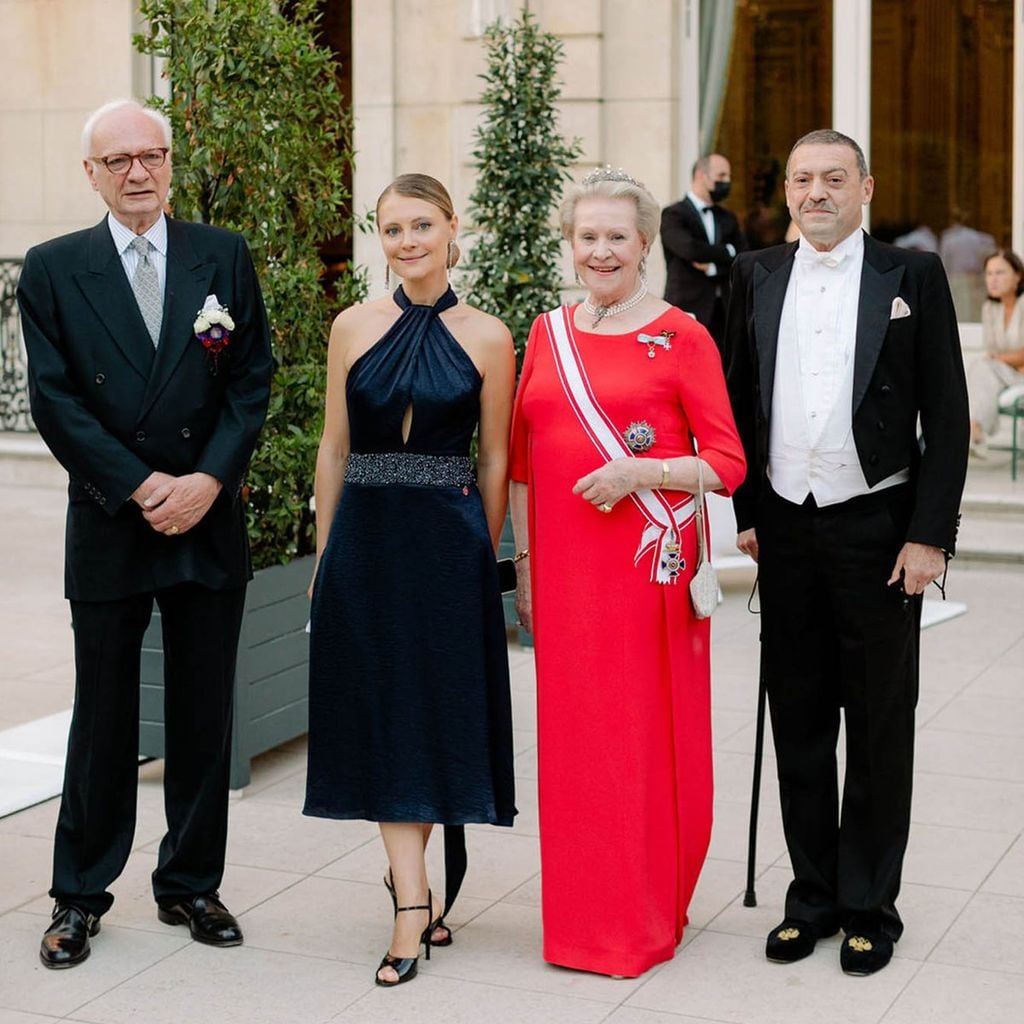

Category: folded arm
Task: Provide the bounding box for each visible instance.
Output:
[660,207,736,266]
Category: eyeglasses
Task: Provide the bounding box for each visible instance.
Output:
[91,148,169,175]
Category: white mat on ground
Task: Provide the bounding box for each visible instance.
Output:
[706,494,967,628]
[0,709,70,817]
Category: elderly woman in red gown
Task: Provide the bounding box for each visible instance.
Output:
[509,168,746,977]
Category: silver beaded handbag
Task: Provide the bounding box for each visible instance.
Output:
[689,459,720,619]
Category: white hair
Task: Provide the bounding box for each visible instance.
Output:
[559,176,661,247]
[81,99,172,158]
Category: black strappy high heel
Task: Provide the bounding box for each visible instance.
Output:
[384,871,452,946]
[375,891,433,988]
[428,911,453,947]
[383,871,398,916]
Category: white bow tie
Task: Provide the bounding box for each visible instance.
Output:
[797,248,846,269]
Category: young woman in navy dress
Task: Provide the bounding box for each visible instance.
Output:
[304,175,517,987]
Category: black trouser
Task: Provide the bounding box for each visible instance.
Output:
[757,485,920,941]
[51,582,246,916]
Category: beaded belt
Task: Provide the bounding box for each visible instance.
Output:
[344,452,474,488]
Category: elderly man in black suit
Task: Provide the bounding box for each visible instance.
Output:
[661,153,747,348]
[17,99,273,968]
[725,130,968,976]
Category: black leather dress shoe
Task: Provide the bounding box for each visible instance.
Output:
[157,893,243,946]
[766,918,838,963]
[840,928,894,975]
[40,904,101,969]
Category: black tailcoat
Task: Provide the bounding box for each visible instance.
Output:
[725,232,967,553]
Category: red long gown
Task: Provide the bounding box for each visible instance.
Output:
[509,305,746,976]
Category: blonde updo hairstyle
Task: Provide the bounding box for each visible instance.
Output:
[559,172,661,250]
[376,173,461,269]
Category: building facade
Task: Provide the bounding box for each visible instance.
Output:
[1,0,1022,316]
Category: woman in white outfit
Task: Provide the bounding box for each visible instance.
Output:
[967,249,1024,456]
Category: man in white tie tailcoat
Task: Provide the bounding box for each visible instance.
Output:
[724,129,968,976]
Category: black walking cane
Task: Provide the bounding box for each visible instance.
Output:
[743,577,765,907]
[744,646,767,906]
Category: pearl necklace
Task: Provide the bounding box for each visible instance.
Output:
[582,283,648,326]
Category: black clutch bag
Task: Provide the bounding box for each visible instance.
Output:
[497,558,517,594]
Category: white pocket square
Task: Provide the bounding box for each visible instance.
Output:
[201,293,222,312]
[890,297,911,319]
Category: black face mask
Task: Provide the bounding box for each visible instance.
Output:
[709,180,731,203]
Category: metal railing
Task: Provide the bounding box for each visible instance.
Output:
[0,258,34,432]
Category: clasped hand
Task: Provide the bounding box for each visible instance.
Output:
[572,457,643,510]
[132,471,222,536]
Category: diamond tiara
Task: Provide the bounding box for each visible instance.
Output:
[580,165,645,189]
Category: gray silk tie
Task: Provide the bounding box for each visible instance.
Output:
[130,236,162,346]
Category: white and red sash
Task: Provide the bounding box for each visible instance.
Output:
[543,306,696,584]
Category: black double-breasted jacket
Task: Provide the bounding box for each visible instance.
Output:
[18,216,274,600]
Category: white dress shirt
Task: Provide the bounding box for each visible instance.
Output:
[107,212,168,298]
[688,191,720,279]
[769,230,909,506]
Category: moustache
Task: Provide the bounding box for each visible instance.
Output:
[802,201,838,214]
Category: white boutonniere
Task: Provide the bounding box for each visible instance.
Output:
[193,294,235,373]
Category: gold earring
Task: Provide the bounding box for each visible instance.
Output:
[447,240,456,270]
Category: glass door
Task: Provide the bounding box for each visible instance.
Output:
[870,0,1016,321]
[711,0,834,249]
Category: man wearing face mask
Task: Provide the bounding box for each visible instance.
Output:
[661,153,747,350]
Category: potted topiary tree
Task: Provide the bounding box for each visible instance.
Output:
[462,6,581,637]
[463,6,581,369]
[134,0,365,786]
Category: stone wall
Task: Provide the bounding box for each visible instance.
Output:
[0,0,155,256]
[352,0,688,298]
[0,0,691,299]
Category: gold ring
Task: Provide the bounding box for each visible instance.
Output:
[598,503,613,514]
[168,525,179,535]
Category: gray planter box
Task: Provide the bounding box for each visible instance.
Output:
[139,555,314,789]
[499,512,532,647]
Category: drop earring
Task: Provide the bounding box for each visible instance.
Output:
[574,268,582,287]
[384,263,391,291]
[447,240,456,270]
[639,255,648,287]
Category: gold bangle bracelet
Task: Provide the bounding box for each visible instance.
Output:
[659,460,670,489]
[513,548,530,563]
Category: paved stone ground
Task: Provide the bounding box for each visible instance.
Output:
[1,467,1022,1023]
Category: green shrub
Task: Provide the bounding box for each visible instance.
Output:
[463,7,581,367]
[135,0,366,568]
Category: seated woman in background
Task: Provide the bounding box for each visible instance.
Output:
[968,248,1024,457]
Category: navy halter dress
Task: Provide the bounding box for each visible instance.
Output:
[304,287,516,848]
